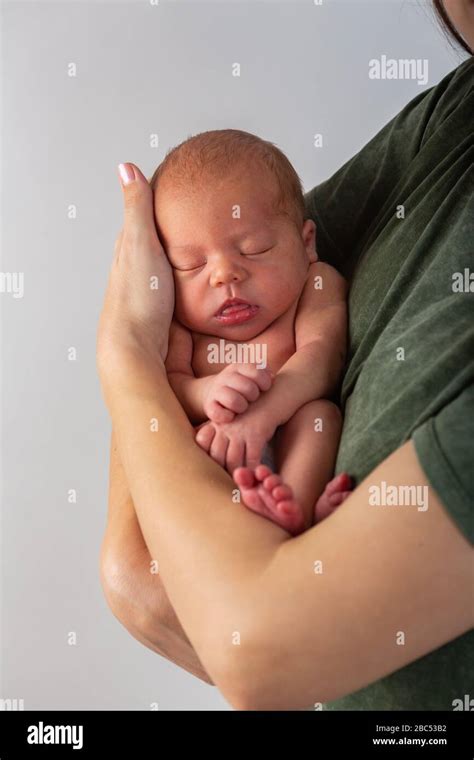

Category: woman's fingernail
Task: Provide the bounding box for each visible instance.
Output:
[118,163,135,185]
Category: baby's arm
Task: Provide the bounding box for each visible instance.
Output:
[166,319,274,425]
[165,319,210,425]
[246,261,347,428]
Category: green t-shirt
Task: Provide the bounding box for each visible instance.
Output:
[304,57,473,710]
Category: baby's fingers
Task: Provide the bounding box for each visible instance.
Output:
[215,386,249,415]
[209,430,229,469]
[234,365,274,393]
[206,400,235,424]
[225,437,246,475]
[245,438,264,470]
[195,423,216,452]
[225,373,261,403]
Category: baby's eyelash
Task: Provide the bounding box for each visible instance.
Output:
[173,262,206,272]
[173,247,274,270]
[242,247,274,256]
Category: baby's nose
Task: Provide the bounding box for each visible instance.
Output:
[210,264,247,287]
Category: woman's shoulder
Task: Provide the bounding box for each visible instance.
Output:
[419,56,473,135]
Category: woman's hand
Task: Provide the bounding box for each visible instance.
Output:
[97,162,175,385]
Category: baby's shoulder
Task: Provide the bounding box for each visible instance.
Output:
[297,261,347,313]
[304,260,345,288]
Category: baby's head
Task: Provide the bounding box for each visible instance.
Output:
[150,129,317,340]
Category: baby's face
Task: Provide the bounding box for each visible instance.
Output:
[154,168,316,340]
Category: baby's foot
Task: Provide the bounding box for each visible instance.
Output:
[314,472,353,524]
[234,466,354,534]
[233,464,306,536]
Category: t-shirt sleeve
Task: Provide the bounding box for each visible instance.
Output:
[412,384,474,545]
[303,64,465,278]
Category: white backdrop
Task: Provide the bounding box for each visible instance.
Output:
[1,0,465,710]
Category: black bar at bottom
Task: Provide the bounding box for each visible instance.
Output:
[0,710,472,757]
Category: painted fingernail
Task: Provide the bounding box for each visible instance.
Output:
[118,163,135,185]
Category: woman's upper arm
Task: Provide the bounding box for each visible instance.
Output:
[222,439,474,710]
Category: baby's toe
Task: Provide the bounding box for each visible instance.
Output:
[328,490,352,507]
[278,499,297,515]
[277,500,306,535]
[233,466,256,488]
[254,464,273,482]
[325,472,352,496]
[272,483,293,501]
[243,489,265,510]
[263,473,282,491]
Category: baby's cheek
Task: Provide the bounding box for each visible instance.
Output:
[265,275,299,311]
[173,283,191,316]
[175,287,206,326]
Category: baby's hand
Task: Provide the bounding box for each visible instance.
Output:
[202,363,274,424]
[195,407,277,474]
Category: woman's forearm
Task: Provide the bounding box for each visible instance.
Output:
[100,430,214,685]
[104,358,289,684]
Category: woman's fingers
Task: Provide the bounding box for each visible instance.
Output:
[118,163,157,244]
[97,162,176,386]
[113,229,124,260]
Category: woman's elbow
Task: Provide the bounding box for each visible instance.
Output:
[211,624,282,710]
[99,549,154,634]
[100,551,129,618]
[218,665,283,711]
[99,554,277,707]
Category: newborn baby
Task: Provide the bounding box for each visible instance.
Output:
[150,129,352,534]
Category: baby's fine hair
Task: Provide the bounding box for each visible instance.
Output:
[148,128,306,229]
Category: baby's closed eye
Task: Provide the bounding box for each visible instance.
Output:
[172,246,275,270]
[241,246,275,257]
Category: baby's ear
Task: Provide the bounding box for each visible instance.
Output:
[302,219,318,262]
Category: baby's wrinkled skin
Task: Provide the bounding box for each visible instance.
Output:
[153,164,352,534]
